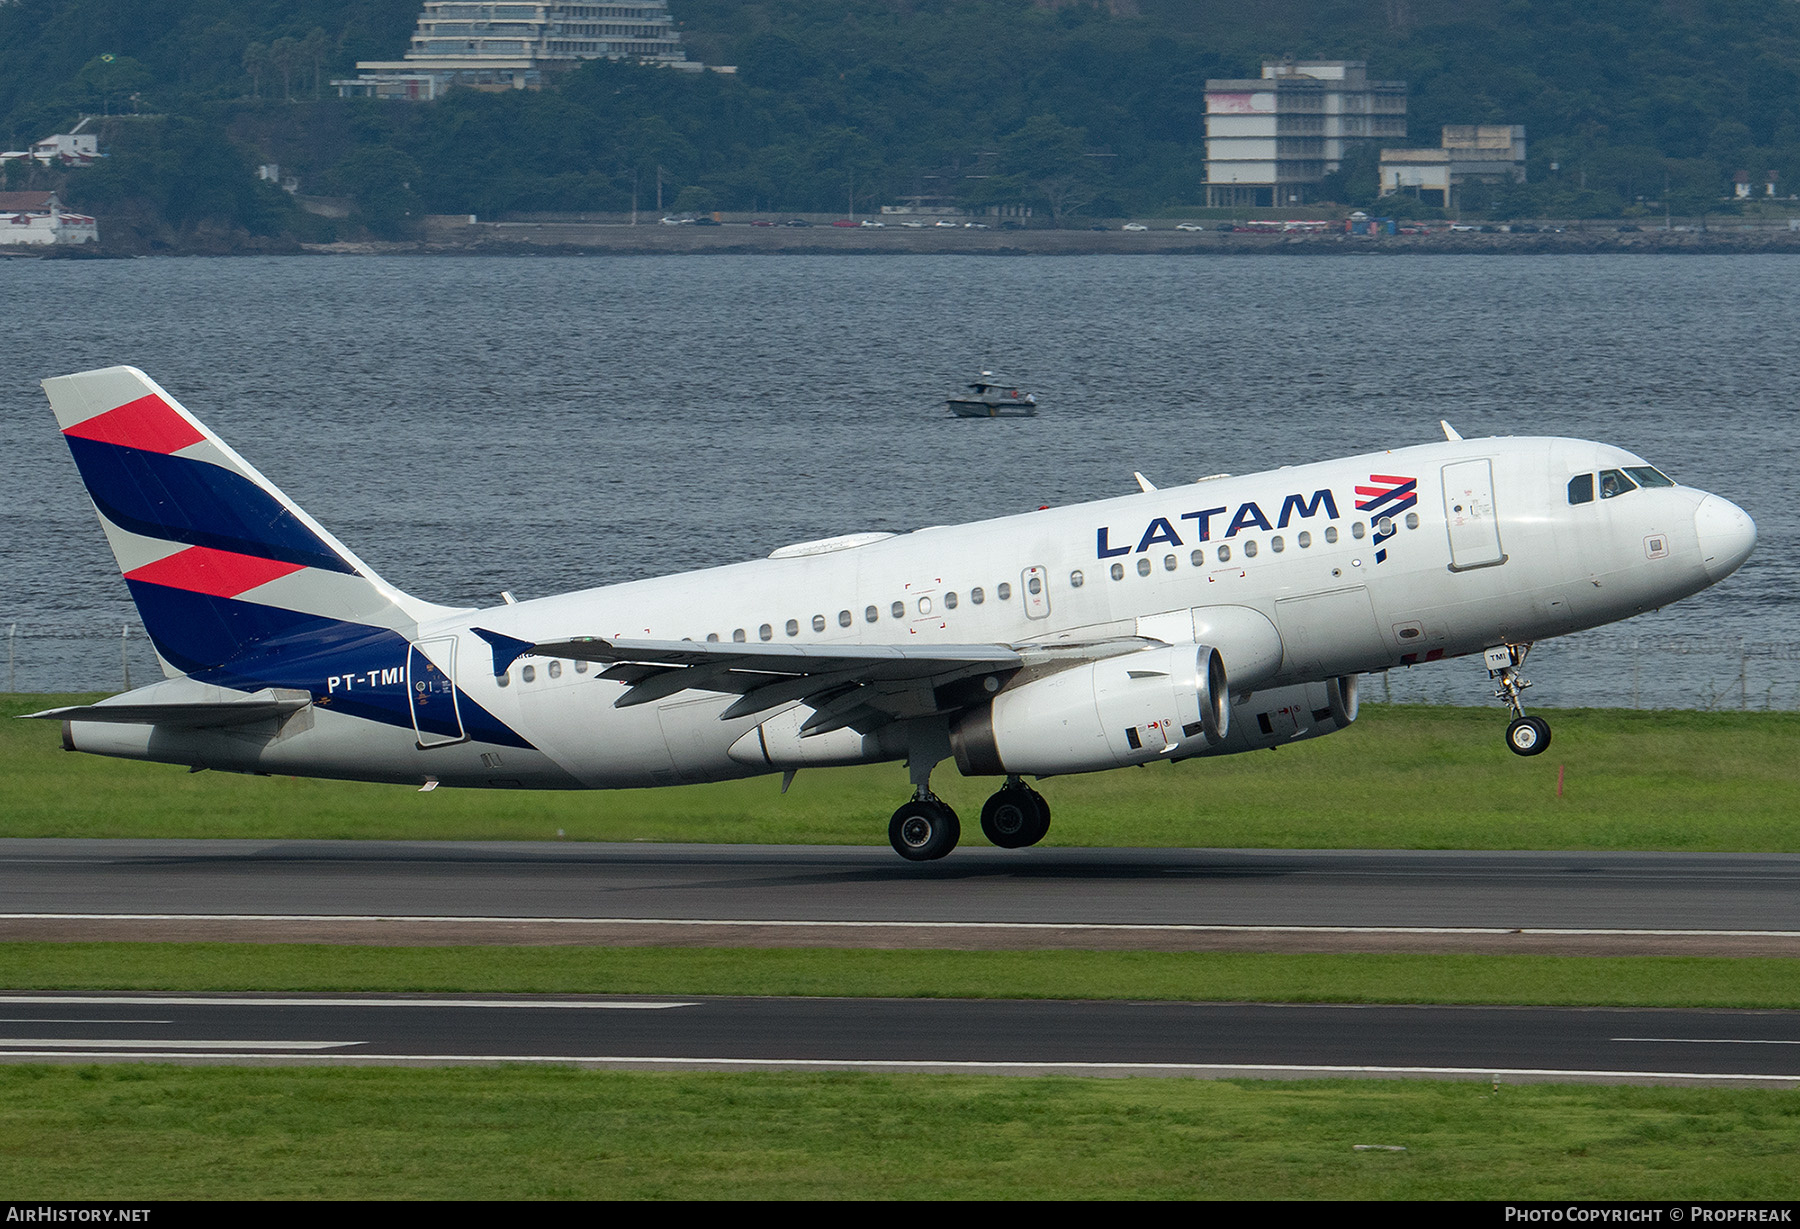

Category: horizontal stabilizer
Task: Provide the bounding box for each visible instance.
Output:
[24,688,312,729]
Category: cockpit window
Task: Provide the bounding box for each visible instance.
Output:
[1599,469,1638,499]
[1625,466,1675,489]
[1567,474,1594,505]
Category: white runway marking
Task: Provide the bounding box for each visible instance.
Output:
[5,913,1797,939]
[1614,1037,1800,1046]
[0,995,695,1009]
[3,1052,1785,1084]
[0,1038,361,1050]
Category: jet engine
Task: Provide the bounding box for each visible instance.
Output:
[1178,675,1359,758]
[950,644,1229,777]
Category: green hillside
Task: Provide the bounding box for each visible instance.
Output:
[2,0,1795,245]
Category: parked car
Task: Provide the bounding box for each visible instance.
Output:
[658,216,691,226]
[934,220,958,228]
[1175,222,1204,232]
[750,219,775,227]
[1122,223,1148,232]
[784,219,812,227]
[964,221,989,229]
[831,219,858,227]
[692,217,721,226]
[900,221,926,228]
[859,219,885,228]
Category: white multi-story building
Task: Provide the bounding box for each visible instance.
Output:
[1380,126,1527,208]
[334,1,697,100]
[0,192,99,246]
[1205,61,1407,207]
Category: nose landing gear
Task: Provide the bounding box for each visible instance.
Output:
[1487,642,1552,757]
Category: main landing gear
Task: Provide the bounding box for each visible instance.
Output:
[888,780,1054,861]
[887,757,1052,862]
[980,777,1051,849]
[889,795,961,862]
[1487,642,1552,757]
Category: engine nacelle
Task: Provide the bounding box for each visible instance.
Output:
[951,644,1229,777]
[1178,675,1359,758]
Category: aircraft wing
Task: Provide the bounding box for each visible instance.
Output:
[473,628,1146,735]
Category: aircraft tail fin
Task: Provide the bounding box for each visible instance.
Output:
[43,366,451,682]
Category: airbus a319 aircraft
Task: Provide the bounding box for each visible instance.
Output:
[33,367,1756,860]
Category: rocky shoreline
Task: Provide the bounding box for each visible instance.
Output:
[48,214,1800,258]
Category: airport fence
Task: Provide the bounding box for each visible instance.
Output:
[6,621,1800,711]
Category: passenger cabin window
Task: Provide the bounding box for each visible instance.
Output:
[997,583,1012,601]
[1324,526,1339,544]
[945,591,959,608]
[1136,557,1151,576]
[891,601,905,619]
[971,587,985,605]
[1190,548,1205,566]
[547,661,562,679]
[1600,469,1637,499]
[1243,540,1258,558]
[865,606,879,623]
[521,665,536,683]
[759,624,773,641]
[706,633,720,642]
[733,629,746,642]
[786,619,799,637]
[839,611,853,628]
[1217,544,1231,562]
[1068,572,1083,588]
[1568,474,1594,504]
[1297,531,1311,548]
[812,615,826,633]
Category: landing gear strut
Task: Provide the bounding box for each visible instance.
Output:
[980,777,1051,848]
[889,734,961,861]
[1487,642,1551,757]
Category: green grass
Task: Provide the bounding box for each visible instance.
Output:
[7,694,1800,849]
[3,1067,1798,1199]
[6,943,1800,1009]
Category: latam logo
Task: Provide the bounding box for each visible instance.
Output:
[1355,474,1417,564]
[1096,489,1339,559]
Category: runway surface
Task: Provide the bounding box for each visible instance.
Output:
[3,840,1798,954]
[2,991,1798,1086]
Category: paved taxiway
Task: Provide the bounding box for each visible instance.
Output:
[3,840,1798,954]
[2,992,1798,1086]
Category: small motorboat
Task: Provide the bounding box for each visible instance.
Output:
[947,372,1037,418]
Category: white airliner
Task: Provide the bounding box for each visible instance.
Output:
[32,366,1756,860]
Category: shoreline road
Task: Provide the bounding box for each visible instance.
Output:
[4,840,1799,955]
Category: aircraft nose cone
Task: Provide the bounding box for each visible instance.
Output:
[1694,494,1756,582]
